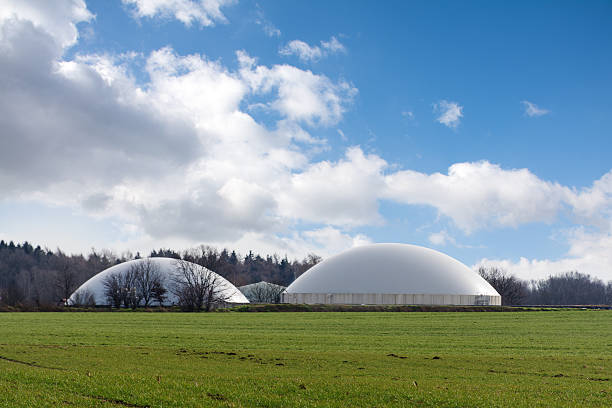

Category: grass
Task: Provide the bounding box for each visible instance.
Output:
[228,303,551,312]
[0,311,610,407]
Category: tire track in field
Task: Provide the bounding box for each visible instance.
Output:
[89,395,150,407]
[0,355,65,371]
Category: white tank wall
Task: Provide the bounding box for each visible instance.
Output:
[282,292,501,306]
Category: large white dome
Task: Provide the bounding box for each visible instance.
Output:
[283,244,500,305]
[68,257,248,306]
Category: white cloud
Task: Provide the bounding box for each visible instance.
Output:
[280,40,322,61]
[238,50,357,126]
[402,110,414,119]
[428,230,483,249]
[0,3,361,257]
[571,171,612,228]
[254,8,280,37]
[301,227,371,255]
[428,230,455,246]
[384,161,572,233]
[321,36,346,53]
[261,23,280,38]
[121,0,235,27]
[434,100,463,128]
[522,100,550,117]
[206,227,371,260]
[278,147,386,227]
[106,226,372,261]
[0,0,93,48]
[472,171,612,281]
[476,229,612,281]
[279,36,346,62]
[0,22,202,201]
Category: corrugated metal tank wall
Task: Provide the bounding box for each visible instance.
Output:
[282,293,502,306]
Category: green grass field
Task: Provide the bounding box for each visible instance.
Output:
[0,311,611,407]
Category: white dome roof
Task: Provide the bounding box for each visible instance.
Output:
[239,281,286,303]
[68,257,248,305]
[285,243,499,296]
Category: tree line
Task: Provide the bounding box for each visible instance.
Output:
[0,240,320,308]
[478,266,612,305]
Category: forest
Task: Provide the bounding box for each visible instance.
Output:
[0,239,610,307]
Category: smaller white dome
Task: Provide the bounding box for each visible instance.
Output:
[239,281,286,303]
[69,257,248,305]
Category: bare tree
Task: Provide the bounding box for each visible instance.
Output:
[171,260,235,311]
[294,253,322,280]
[120,268,141,309]
[132,259,166,307]
[71,289,96,307]
[53,256,77,303]
[102,261,167,309]
[152,279,168,306]
[101,269,140,309]
[103,273,123,308]
[478,266,528,305]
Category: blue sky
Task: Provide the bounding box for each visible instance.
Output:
[1,0,611,280]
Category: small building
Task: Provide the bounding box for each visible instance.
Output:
[239,281,286,303]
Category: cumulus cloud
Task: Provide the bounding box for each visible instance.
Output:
[0,1,365,257]
[203,227,371,260]
[0,19,201,200]
[280,40,322,62]
[384,161,572,233]
[0,0,93,48]
[238,50,357,126]
[476,229,612,281]
[522,100,550,117]
[121,0,235,27]
[279,36,346,62]
[473,171,612,280]
[278,147,387,226]
[434,100,463,128]
[569,170,612,227]
[138,189,276,242]
[428,230,455,246]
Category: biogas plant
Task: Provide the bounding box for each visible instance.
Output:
[282,244,501,306]
[69,243,501,307]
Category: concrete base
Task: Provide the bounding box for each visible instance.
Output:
[282,292,501,306]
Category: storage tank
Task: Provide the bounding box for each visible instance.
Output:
[282,244,500,305]
[68,257,248,306]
